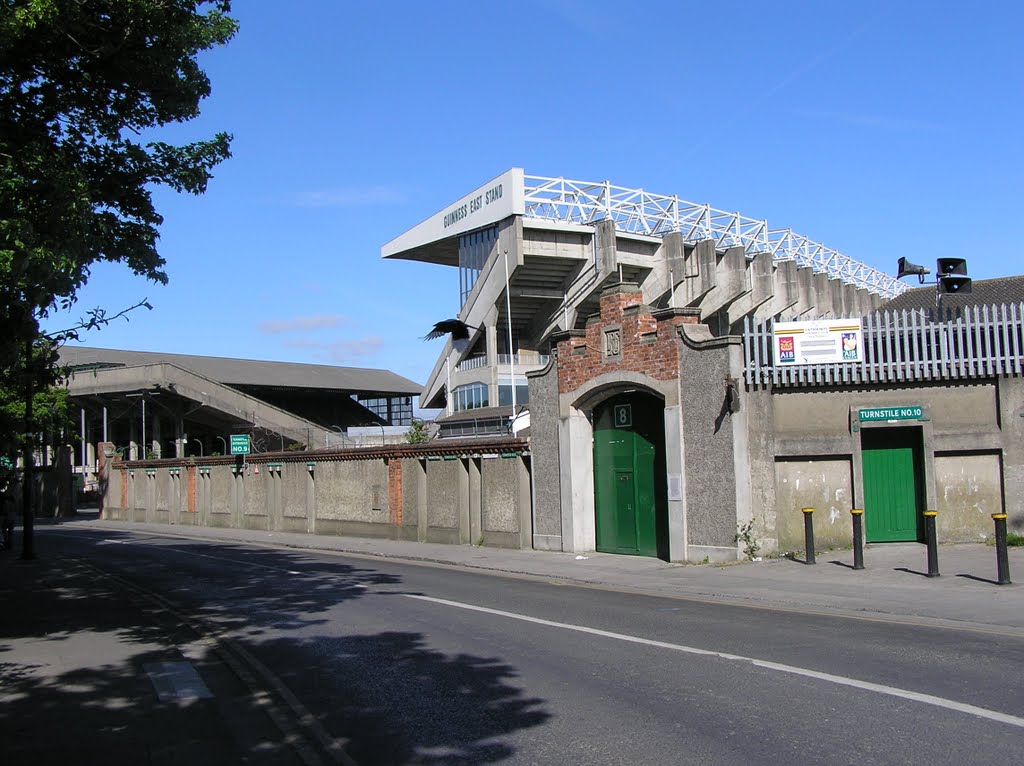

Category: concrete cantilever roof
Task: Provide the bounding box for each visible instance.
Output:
[66,361,334,447]
[57,346,422,394]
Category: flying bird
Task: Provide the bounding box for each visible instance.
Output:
[423,319,478,353]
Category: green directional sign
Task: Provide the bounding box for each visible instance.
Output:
[230,434,251,455]
[858,406,923,422]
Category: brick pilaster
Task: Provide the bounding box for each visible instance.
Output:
[387,458,403,526]
[555,283,701,395]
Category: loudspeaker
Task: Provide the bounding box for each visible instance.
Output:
[897,257,931,280]
[937,258,968,276]
[938,275,972,294]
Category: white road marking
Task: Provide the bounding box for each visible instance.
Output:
[155,547,304,575]
[406,594,1024,730]
[145,661,213,702]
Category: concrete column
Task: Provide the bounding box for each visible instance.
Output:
[792,265,817,317]
[175,412,185,458]
[997,377,1024,537]
[232,465,244,527]
[126,468,135,512]
[517,455,532,550]
[468,457,482,545]
[458,458,471,544]
[812,272,835,318]
[595,219,619,278]
[695,238,718,300]
[186,465,197,516]
[416,459,428,542]
[487,321,499,408]
[129,418,138,461]
[664,403,688,562]
[306,465,316,533]
[663,231,686,308]
[558,409,595,552]
[151,414,162,459]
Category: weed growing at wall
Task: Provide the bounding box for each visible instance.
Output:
[735,520,761,560]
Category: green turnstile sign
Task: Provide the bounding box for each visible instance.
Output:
[859,406,923,422]
[230,434,251,455]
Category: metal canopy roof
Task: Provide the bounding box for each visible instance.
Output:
[57,347,422,395]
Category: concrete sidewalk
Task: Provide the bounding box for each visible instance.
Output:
[0,536,308,765]
[37,513,1024,635]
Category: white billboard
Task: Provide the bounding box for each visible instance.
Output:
[772,318,863,365]
[382,168,525,258]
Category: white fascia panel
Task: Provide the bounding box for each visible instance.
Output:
[382,169,525,259]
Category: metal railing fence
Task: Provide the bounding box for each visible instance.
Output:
[743,303,1024,388]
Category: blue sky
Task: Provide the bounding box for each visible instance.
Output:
[45,0,1023,389]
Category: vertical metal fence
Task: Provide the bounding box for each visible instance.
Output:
[743,303,1024,388]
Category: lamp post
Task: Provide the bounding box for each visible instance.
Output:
[329,425,346,448]
[503,246,515,428]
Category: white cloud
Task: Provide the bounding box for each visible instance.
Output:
[285,336,384,363]
[259,314,349,334]
[289,186,406,208]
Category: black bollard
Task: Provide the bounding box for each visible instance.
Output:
[993,513,1012,585]
[923,510,939,577]
[851,508,865,570]
[802,507,816,564]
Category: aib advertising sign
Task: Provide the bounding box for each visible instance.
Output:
[772,319,862,366]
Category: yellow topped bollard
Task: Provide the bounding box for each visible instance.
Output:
[801,507,815,565]
[992,513,1012,585]
[850,509,865,570]
[923,510,939,577]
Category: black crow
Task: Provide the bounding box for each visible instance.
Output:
[422,319,473,342]
[423,319,479,354]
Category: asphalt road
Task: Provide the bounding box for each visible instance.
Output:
[43,527,1024,765]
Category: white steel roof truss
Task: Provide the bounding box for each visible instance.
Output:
[523,174,904,297]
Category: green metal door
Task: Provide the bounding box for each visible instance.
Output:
[593,392,667,558]
[862,427,923,542]
[613,471,638,551]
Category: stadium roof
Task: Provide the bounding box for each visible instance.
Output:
[57,346,422,395]
[383,168,905,298]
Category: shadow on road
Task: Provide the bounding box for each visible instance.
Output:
[263,630,551,765]
[3,528,553,764]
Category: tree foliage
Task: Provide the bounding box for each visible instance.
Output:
[0,0,237,341]
[0,337,68,475]
[404,419,431,444]
[0,2,236,547]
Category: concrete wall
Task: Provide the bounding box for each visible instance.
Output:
[677,324,745,559]
[103,442,532,549]
[774,459,854,552]
[534,283,744,563]
[996,376,1024,536]
[746,376,1024,553]
[526,358,562,551]
[5,447,75,519]
[935,453,1004,541]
